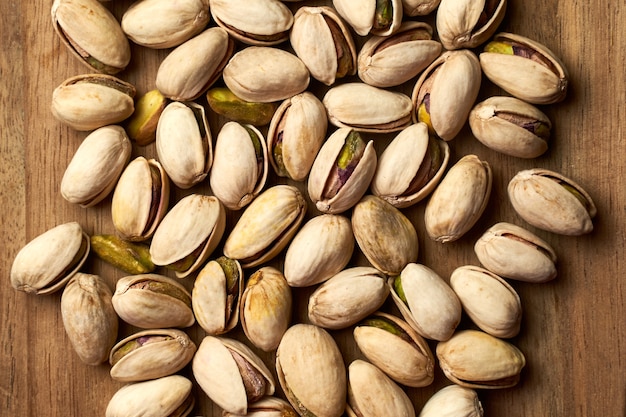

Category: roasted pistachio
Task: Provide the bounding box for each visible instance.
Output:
[333,0,403,36]
[90,234,155,275]
[419,384,483,417]
[125,89,167,146]
[207,87,279,126]
[436,0,507,50]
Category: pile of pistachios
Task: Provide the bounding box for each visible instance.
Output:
[11,0,597,415]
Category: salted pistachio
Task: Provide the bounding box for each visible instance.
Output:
[109,328,196,382]
[371,123,450,208]
[412,50,482,141]
[156,27,235,102]
[105,375,195,417]
[223,397,298,417]
[290,6,357,86]
[267,91,327,181]
[90,234,155,275]
[276,324,347,417]
[223,46,310,103]
[323,83,413,133]
[419,384,483,417]
[402,0,441,16]
[284,214,354,287]
[436,329,526,389]
[125,90,167,146]
[10,222,90,295]
[508,168,596,235]
[450,265,522,338]
[480,32,569,104]
[155,101,212,189]
[424,154,492,243]
[112,274,195,329]
[358,21,441,88]
[60,125,131,208]
[193,336,276,415]
[51,74,135,131]
[240,266,293,351]
[353,311,435,387]
[52,0,130,74]
[352,195,419,276]
[192,256,243,336]
[223,185,307,269]
[209,122,268,210]
[308,266,389,330]
[207,87,279,126]
[150,194,226,278]
[307,129,377,214]
[436,0,507,50]
[121,0,210,49]
[210,0,293,46]
[474,222,557,283]
[333,0,403,36]
[61,273,118,365]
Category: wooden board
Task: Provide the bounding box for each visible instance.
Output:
[1,0,625,416]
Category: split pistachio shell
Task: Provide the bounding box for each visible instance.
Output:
[474,222,558,283]
[223,397,298,417]
[436,0,507,50]
[424,154,492,243]
[61,125,131,208]
[333,0,403,36]
[10,222,90,295]
[508,168,596,235]
[402,0,441,16]
[419,384,483,417]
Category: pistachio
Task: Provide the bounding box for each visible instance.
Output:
[333,0,403,36]
[419,384,483,417]
[207,87,279,126]
[90,234,155,275]
[436,0,507,50]
[223,397,298,417]
[125,89,167,146]
[401,0,441,16]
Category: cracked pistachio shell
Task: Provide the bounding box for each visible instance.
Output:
[193,336,276,415]
[61,125,131,208]
[52,0,130,74]
[290,6,357,86]
[209,122,269,210]
[308,266,389,330]
[51,74,136,131]
[323,83,413,133]
[223,397,298,417]
[10,222,90,295]
[436,329,526,389]
[121,0,210,49]
[109,328,196,382]
[105,375,195,417]
[61,273,118,365]
[474,222,557,283]
[150,194,226,278]
[450,265,522,338]
[424,154,492,243]
[419,384,483,417]
[436,0,506,50]
[156,101,212,189]
[112,274,195,329]
[223,185,307,269]
[371,123,450,208]
[276,324,347,417]
[358,21,441,88]
[333,0,403,36]
[402,0,441,16]
[283,214,354,287]
[240,266,293,352]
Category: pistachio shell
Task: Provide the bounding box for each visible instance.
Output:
[402,0,441,16]
[436,0,507,50]
[222,397,298,417]
[419,384,483,417]
[333,0,403,36]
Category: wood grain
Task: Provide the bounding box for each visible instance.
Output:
[1,0,625,416]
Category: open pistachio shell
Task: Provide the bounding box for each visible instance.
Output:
[419,384,483,417]
[402,0,441,16]
[222,397,298,417]
[436,0,507,50]
[333,0,403,36]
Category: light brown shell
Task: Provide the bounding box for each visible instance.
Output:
[419,384,483,417]
[333,0,403,36]
[402,0,441,16]
[436,0,507,50]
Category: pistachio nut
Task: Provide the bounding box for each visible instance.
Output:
[436,0,507,50]
[150,194,226,278]
[507,168,597,235]
[193,336,276,415]
[240,266,293,351]
[333,0,403,36]
[436,329,526,389]
[207,87,279,126]
[61,272,118,365]
[371,122,450,208]
[209,121,268,210]
[424,154,492,243]
[474,222,558,283]
[223,397,298,417]
[402,0,441,16]
[353,311,435,387]
[419,384,483,417]
[109,328,196,382]
[358,21,441,88]
[90,234,155,275]
[480,32,569,104]
[276,324,347,417]
[112,274,195,329]
[10,222,90,295]
[60,125,131,208]
[125,89,167,146]
[223,185,307,269]
[52,0,130,74]
[51,74,136,131]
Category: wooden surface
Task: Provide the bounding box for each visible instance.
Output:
[1,0,625,416]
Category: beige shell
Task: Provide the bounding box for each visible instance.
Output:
[10,222,90,295]
[61,273,118,365]
[402,0,441,16]
[436,0,507,50]
[333,0,403,36]
[419,384,483,417]
[222,397,298,417]
[61,125,131,208]
[474,222,557,283]
[507,168,597,235]
[276,324,347,417]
